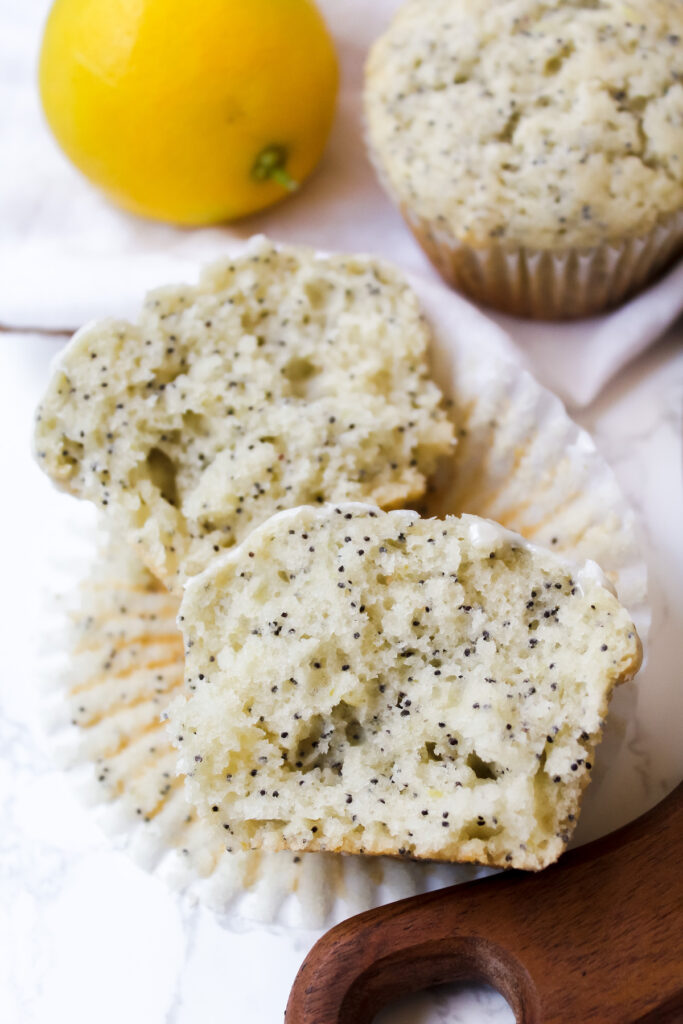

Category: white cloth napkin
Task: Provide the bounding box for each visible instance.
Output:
[1,0,681,408]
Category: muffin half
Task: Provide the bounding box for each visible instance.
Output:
[34,237,454,593]
[169,504,642,870]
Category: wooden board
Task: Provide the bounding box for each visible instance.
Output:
[286,783,683,1023]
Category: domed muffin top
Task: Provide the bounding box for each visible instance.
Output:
[365,0,683,249]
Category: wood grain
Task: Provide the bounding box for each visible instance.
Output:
[0,323,74,336]
[286,783,683,1024]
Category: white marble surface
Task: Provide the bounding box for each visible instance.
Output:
[1,0,682,1020]
[1,330,681,1024]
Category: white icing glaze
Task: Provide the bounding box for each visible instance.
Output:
[461,514,616,596]
[461,515,521,553]
[576,559,616,597]
[185,505,618,614]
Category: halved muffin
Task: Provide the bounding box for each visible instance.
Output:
[35,237,454,593]
[169,503,641,870]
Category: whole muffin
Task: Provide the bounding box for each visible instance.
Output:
[365,0,683,319]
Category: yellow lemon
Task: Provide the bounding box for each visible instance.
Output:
[39,0,339,224]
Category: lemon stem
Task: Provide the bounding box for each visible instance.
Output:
[252,145,298,191]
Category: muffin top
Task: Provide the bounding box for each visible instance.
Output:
[365,0,683,250]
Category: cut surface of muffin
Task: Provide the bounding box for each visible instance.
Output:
[169,504,642,870]
[34,237,454,593]
[365,0,683,250]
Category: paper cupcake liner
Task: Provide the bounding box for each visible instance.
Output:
[403,206,683,320]
[40,272,649,930]
[364,107,682,320]
[41,534,475,929]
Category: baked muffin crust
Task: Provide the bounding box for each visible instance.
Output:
[365,0,683,250]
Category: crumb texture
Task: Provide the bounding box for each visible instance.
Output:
[365,0,683,249]
[170,504,641,870]
[34,237,453,593]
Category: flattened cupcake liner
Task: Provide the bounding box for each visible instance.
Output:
[40,272,649,929]
[403,206,683,320]
[42,536,471,929]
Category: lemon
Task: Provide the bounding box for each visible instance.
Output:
[38,0,339,224]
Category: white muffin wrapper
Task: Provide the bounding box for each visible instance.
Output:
[364,115,682,319]
[404,207,683,320]
[39,271,649,931]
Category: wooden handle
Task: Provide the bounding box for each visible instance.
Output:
[286,783,683,1024]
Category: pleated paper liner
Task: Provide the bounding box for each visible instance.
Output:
[42,272,649,929]
[404,206,683,319]
[364,111,682,319]
[45,535,463,928]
